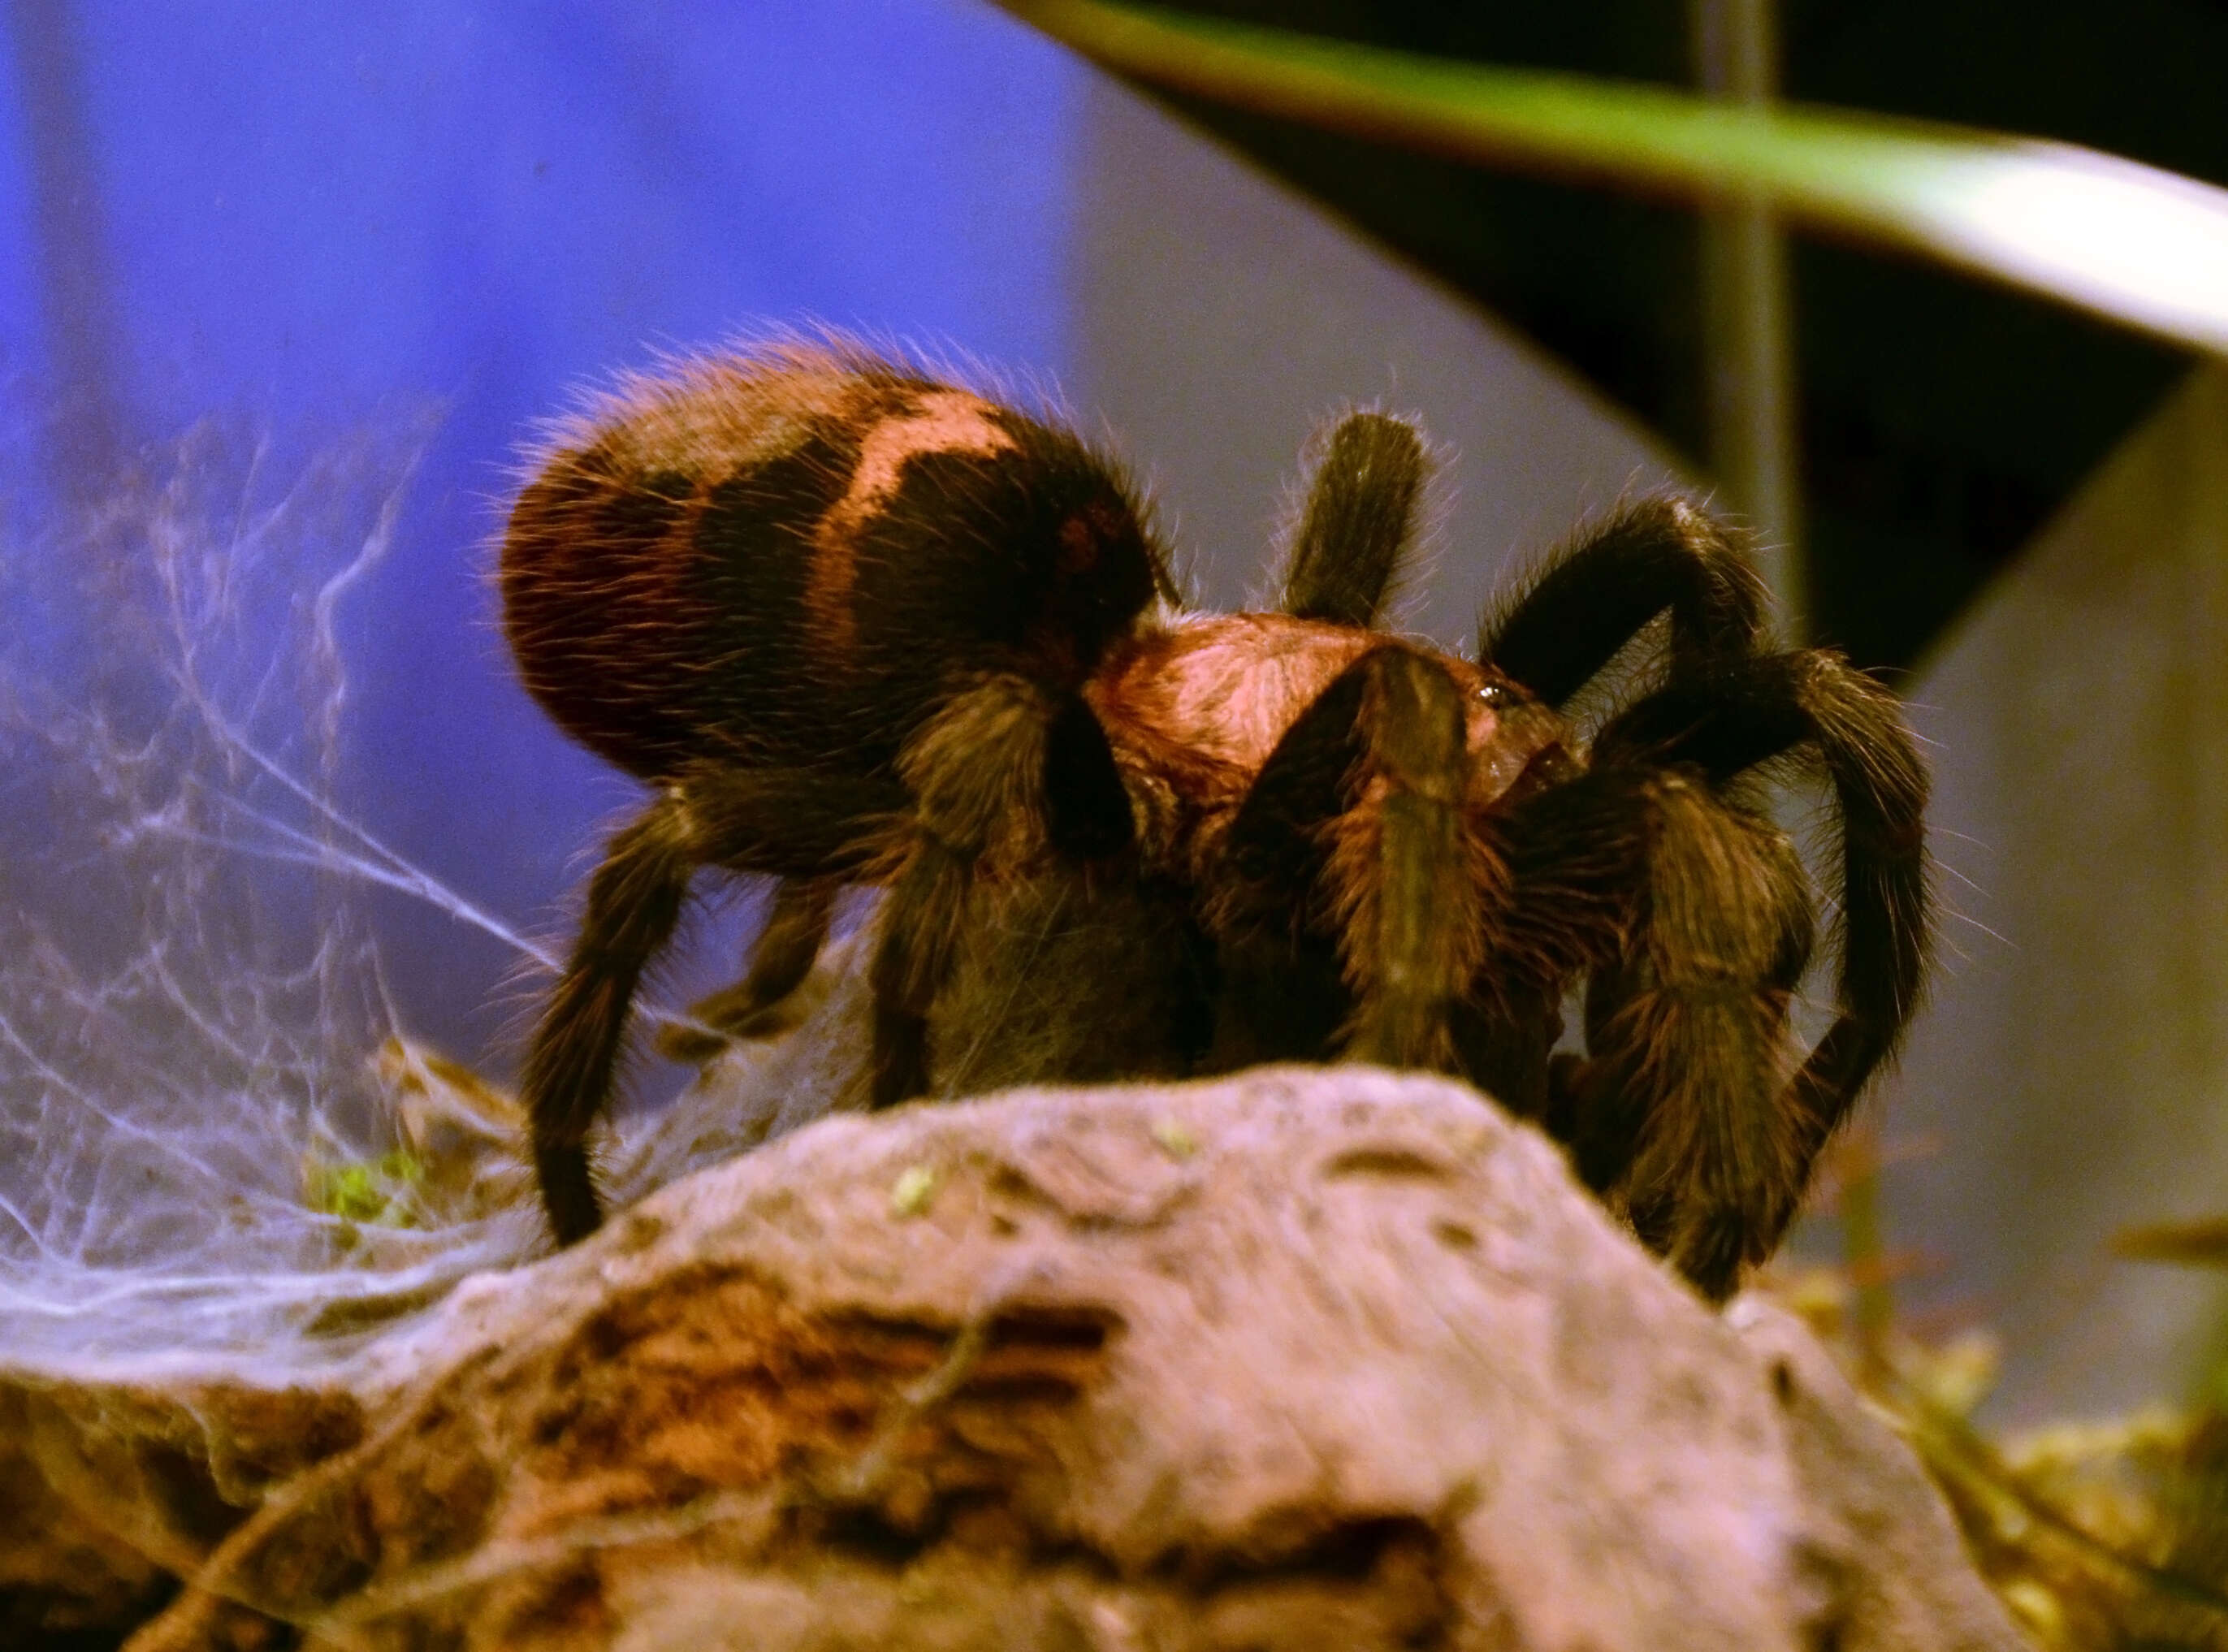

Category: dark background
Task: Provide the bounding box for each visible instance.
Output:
[1132,0,2226,673]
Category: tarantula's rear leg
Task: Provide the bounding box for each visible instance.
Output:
[1216,645,1487,1072]
[654,876,837,1063]
[525,798,695,1247]
[526,769,904,1245]
[868,677,1132,1108]
[1278,411,1426,629]
[1479,496,1768,703]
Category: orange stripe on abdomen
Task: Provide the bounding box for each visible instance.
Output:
[803,390,1017,659]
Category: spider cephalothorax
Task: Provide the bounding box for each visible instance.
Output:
[501,339,1930,1301]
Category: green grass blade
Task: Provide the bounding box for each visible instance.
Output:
[1001,0,2228,359]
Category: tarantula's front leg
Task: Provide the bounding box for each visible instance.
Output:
[1591,650,1930,1245]
[526,769,904,1245]
[1216,645,1488,1072]
[1479,496,1767,705]
[1277,411,1426,629]
[1490,766,1816,1300]
[869,678,1132,1108]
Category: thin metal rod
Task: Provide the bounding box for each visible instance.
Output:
[1692,0,1805,635]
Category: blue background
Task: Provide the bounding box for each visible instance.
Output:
[0,0,1086,1057]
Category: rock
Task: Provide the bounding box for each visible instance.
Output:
[1728,1300,2035,1651]
[0,1066,2021,1651]
[0,1368,366,1644]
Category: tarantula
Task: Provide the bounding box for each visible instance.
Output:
[500,339,1929,1301]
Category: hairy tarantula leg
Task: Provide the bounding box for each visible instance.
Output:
[1490,768,1815,1301]
[1218,645,1483,1071]
[1484,765,1701,1190]
[654,876,838,1063]
[1278,411,1427,629]
[868,677,1132,1109]
[529,768,906,1245]
[1202,668,1367,1070]
[1591,649,1932,1212]
[1588,789,1815,1302]
[525,797,697,1247]
[1340,651,1486,1067]
[1478,497,1768,706]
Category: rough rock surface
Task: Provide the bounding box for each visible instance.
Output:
[6,1068,2019,1651]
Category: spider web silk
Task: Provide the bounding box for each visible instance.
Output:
[0,417,880,1382]
[0,418,562,1374]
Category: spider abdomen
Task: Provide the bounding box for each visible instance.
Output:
[500,346,1162,782]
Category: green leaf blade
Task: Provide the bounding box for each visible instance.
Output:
[1002,0,2228,358]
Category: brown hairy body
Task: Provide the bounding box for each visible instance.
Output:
[503,345,1153,785]
[499,340,1932,1303]
[1089,613,1567,878]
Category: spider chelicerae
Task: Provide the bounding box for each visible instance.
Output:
[499,339,1929,1301]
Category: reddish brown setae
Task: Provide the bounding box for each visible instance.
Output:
[500,339,1930,1302]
